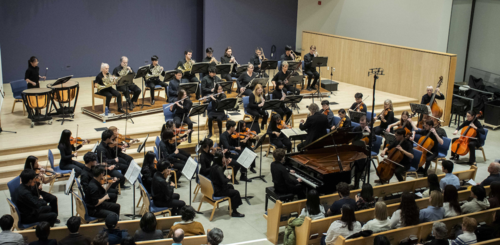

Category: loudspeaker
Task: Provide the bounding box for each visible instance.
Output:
[485,100,500,126]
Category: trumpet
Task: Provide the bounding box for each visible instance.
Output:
[231,55,238,65]
[210,56,220,64]
[260,48,268,62]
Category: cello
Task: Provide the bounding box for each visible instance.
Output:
[451,113,479,156]
[415,129,435,168]
[376,139,406,184]
[418,76,443,128]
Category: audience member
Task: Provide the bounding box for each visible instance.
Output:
[439,160,460,190]
[167,206,205,237]
[362,201,391,233]
[419,190,444,222]
[481,162,500,187]
[323,204,362,245]
[29,222,57,245]
[172,229,184,245]
[0,214,24,245]
[390,192,420,228]
[489,181,500,209]
[373,235,390,245]
[356,183,376,210]
[102,213,128,245]
[92,233,108,245]
[418,222,448,245]
[443,185,462,217]
[120,236,135,245]
[327,182,356,216]
[133,212,163,241]
[423,174,441,197]
[450,217,477,245]
[461,185,490,214]
[299,189,325,220]
[207,228,224,245]
[59,216,92,245]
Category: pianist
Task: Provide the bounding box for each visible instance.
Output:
[270,148,306,199]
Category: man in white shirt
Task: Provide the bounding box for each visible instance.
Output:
[0,215,24,245]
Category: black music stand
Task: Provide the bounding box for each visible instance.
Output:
[179,82,198,97]
[262,99,283,112]
[287,75,304,111]
[284,95,304,114]
[51,75,74,125]
[162,70,176,82]
[216,64,232,77]
[410,103,430,121]
[116,73,136,124]
[188,104,209,143]
[236,65,249,75]
[262,60,278,94]
[253,78,268,89]
[349,111,366,123]
[311,57,328,103]
[137,134,149,158]
[191,62,210,78]
[383,131,396,146]
[217,81,234,93]
[250,133,267,183]
[135,65,150,109]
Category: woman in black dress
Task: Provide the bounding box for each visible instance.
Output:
[199,138,216,177]
[246,84,268,132]
[140,151,157,193]
[57,130,88,177]
[268,113,292,153]
[236,120,257,173]
[25,56,46,89]
[170,89,193,143]
[207,84,228,138]
[271,80,292,122]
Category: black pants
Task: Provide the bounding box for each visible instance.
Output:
[109,168,126,188]
[353,158,367,189]
[421,151,439,174]
[60,161,86,177]
[221,73,232,82]
[246,108,268,130]
[297,141,307,152]
[181,74,199,83]
[374,126,387,136]
[451,139,479,164]
[116,84,141,104]
[285,85,300,95]
[41,191,58,215]
[215,185,243,210]
[227,156,247,178]
[27,206,58,227]
[275,106,292,123]
[98,88,122,109]
[271,135,292,153]
[238,87,253,96]
[174,115,193,131]
[395,166,408,182]
[155,193,185,215]
[146,78,168,101]
[89,200,120,218]
[305,70,319,88]
[208,118,223,135]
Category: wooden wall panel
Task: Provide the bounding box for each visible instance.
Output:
[302,31,457,124]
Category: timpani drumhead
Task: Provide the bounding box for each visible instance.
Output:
[23,88,51,109]
[48,80,79,103]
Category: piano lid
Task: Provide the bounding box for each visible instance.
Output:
[301,127,359,151]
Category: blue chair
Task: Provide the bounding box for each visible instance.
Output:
[366,111,376,123]
[137,178,171,217]
[48,149,72,193]
[7,176,21,204]
[351,121,360,128]
[7,198,39,230]
[413,134,422,147]
[406,149,423,180]
[242,96,257,124]
[332,116,341,128]
[433,137,452,172]
[73,192,101,224]
[155,136,161,150]
[163,103,174,122]
[10,79,27,115]
[371,135,383,164]
[476,128,488,162]
[197,174,232,221]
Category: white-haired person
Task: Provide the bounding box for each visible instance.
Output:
[95,63,125,113]
[112,56,141,111]
[419,85,444,122]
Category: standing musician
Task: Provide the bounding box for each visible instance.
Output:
[84,165,120,218]
[146,55,168,105]
[170,89,194,143]
[160,129,189,172]
[25,56,46,89]
[152,161,186,215]
[331,109,351,131]
[268,113,292,153]
[95,63,125,113]
[210,151,245,217]
[201,47,218,79]
[201,67,220,97]
[351,116,374,189]
[247,84,269,132]
[297,103,329,151]
[236,64,258,97]
[281,45,296,61]
[450,110,485,165]
[199,138,216,177]
[96,129,129,190]
[303,45,320,91]
[23,156,59,219]
[271,80,292,122]
[14,169,58,227]
[220,46,238,80]
[58,129,88,177]
[415,120,444,177]
[176,50,198,83]
[250,47,268,77]
[350,93,367,114]
[386,111,417,141]
[219,120,251,183]
[320,100,334,127]
[272,61,300,95]
[270,148,305,199]
[373,99,394,136]
[380,128,414,182]
[206,84,227,138]
[112,56,141,111]
[168,70,183,103]
[81,152,119,195]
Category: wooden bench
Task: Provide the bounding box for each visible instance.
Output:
[476,238,500,245]
[136,235,207,245]
[265,166,477,244]
[16,216,182,243]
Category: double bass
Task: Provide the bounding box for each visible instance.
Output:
[451,114,479,156]
[376,139,406,184]
[418,76,443,128]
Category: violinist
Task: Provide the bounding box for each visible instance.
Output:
[206,84,228,138]
[351,116,373,189]
[247,84,269,132]
[236,64,258,97]
[380,129,414,182]
[350,93,367,114]
[176,50,199,83]
[331,109,351,131]
[236,120,258,173]
[199,138,216,177]
[152,161,186,215]
[81,152,118,195]
[84,165,120,218]
[108,126,135,164]
[320,100,334,127]
[414,120,444,177]
[219,120,251,183]
[373,99,395,136]
[140,151,157,193]
[271,80,292,122]
[14,169,58,227]
[23,156,59,219]
[96,129,129,190]
[58,129,88,177]
[201,67,220,97]
[270,148,305,199]
[272,61,300,95]
[297,103,329,151]
[170,89,194,143]
[386,111,417,140]
[450,110,485,165]
[268,114,292,153]
[160,129,189,172]
[220,46,238,80]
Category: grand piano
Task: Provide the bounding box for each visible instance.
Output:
[285,127,369,194]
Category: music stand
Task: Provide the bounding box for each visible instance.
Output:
[50,75,74,125]
[188,104,209,143]
[217,81,234,93]
[262,60,278,94]
[179,82,198,96]
[162,70,177,82]
[383,131,396,147]
[137,134,149,159]
[236,65,249,74]
[287,61,301,71]
[284,95,304,114]
[191,62,210,77]
[410,103,430,121]
[253,78,268,89]
[262,99,283,112]
[249,133,267,183]
[116,73,136,124]
[349,111,366,123]
[236,148,257,205]
[216,64,233,76]
[311,57,328,103]
[135,65,150,109]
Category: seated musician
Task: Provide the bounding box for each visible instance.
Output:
[373,99,395,136]
[236,120,258,173]
[201,67,220,97]
[201,47,218,79]
[145,55,168,105]
[25,56,46,89]
[268,113,292,153]
[220,120,250,183]
[320,100,334,127]
[280,45,295,61]
[350,92,367,114]
[220,46,238,80]
[81,152,119,195]
[14,169,58,226]
[108,126,135,164]
[160,129,189,172]
[421,85,445,106]
[386,111,417,140]
[450,110,485,165]
[176,50,199,83]
[112,56,141,111]
[297,103,329,151]
[140,151,157,193]
[95,63,125,113]
[84,165,120,218]
[96,129,129,190]
[331,109,351,131]
[351,116,374,189]
[270,148,305,199]
[415,120,444,177]
[206,84,228,138]
[210,150,245,217]
[272,61,299,95]
[199,138,216,177]
[247,84,269,132]
[236,64,258,97]
[58,129,88,177]
[303,45,320,91]
[380,128,414,182]
[167,70,183,103]
[152,161,186,215]
[250,47,268,77]
[170,89,194,143]
[271,80,292,122]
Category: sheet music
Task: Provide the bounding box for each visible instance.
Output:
[182,157,198,181]
[237,148,257,169]
[65,169,76,195]
[125,160,141,185]
[467,179,477,186]
[281,128,307,138]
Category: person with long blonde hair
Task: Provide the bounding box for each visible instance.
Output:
[373,99,395,135]
[246,84,268,132]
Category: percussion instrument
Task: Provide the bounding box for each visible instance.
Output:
[22,88,53,127]
[47,80,80,119]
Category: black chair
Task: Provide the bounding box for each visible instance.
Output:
[449,96,471,127]
[265,187,295,211]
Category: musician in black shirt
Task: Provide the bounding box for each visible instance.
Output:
[247,84,269,131]
[280,45,295,61]
[298,103,329,151]
[272,61,300,95]
[270,148,305,199]
[332,109,351,130]
[350,92,367,114]
[220,46,238,80]
[112,56,141,111]
[23,156,59,218]
[95,130,129,189]
[140,151,157,193]
[170,89,193,143]
[380,129,414,182]
[84,166,120,218]
[320,100,334,127]
[95,63,125,113]
[415,120,444,177]
[25,56,45,89]
[201,68,220,97]
[237,64,258,96]
[206,84,228,137]
[303,45,320,90]
[159,129,188,172]
[176,50,199,83]
[199,138,216,177]
[250,47,268,77]
[352,116,374,189]
[57,129,88,177]
[219,120,249,183]
[268,114,292,153]
[168,70,182,102]
[152,161,185,215]
[201,47,218,79]
[146,55,168,105]
[81,152,119,195]
[373,99,395,136]
[271,81,292,122]
[421,85,445,105]
[450,111,485,165]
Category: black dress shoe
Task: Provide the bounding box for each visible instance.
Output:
[231,211,245,218]
[240,177,252,182]
[121,185,131,190]
[207,134,213,138]
[249,168,256,174]
[129,104,134,111]
[306,86,312,91]
[130,103,135,110]
[55,219,61,224]
[117,108,125,113]
[151,100,155,105]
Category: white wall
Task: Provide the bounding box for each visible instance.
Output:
[447,0,473,83]
[296,0,453,52]
[0,46,3,111]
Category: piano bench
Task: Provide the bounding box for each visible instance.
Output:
[265,187,295,211]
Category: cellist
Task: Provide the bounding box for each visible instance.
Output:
[450,111,485,165]
[380,128,414,182]
[414,120,444,177]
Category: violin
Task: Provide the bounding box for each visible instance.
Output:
[116,133,139,145]
[398,113,415,137]
[70,137,90,145]
[277,120,291,130]
[322,108,331,116]
[338,117,346,128]
[415,128,435,168]
[376,108,391,121]
[353,96,370,111]
[451,114,480,156]
[376,140,406,184]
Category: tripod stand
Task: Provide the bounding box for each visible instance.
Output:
[135,66,151,110]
